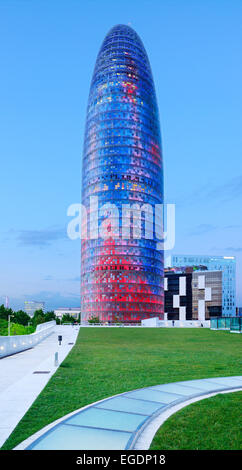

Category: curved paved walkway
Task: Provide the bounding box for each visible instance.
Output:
[0,325,79,448]
[15,375,242,450]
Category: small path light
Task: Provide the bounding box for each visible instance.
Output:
[54,352,59,367]
[58,335,62,346]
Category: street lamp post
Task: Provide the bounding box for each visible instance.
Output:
[8,315,14,336]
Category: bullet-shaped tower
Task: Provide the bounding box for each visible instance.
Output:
[81,25,164,323]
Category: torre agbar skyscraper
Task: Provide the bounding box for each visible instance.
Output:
[81,25,164,323]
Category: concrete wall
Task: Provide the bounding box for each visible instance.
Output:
[0,321,56,358]
[141,317,210,328]
[81,320,210,328]
[159,320,210,328]
[141,317,160,327]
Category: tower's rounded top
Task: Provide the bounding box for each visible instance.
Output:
[106,23,140,36]
[91,23,153,90]
[101,23,147,54]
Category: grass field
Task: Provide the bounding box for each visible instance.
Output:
[150,391,242,450]
[1,327,242,450]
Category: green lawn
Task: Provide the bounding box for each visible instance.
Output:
[1,327,242,450]
[150,391,242,450]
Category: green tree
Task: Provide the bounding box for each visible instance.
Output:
[0,319,8,335]
[44,311,56,322]
[0,304,14,321]
[13,310,31,326]
[61,314,75,324]
[32,309,45,327]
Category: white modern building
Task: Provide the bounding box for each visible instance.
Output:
[54,308,81,320]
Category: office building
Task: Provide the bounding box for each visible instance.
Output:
[164,272,192,321]
[164,269,222,321]
[81,25,164,323]
[192,270,222,320]
[24,301,45,318]
[167,255,236,316]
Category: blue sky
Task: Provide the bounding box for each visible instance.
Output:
[0,0,241,310]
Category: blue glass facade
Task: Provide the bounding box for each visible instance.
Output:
[81,25,164,323]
